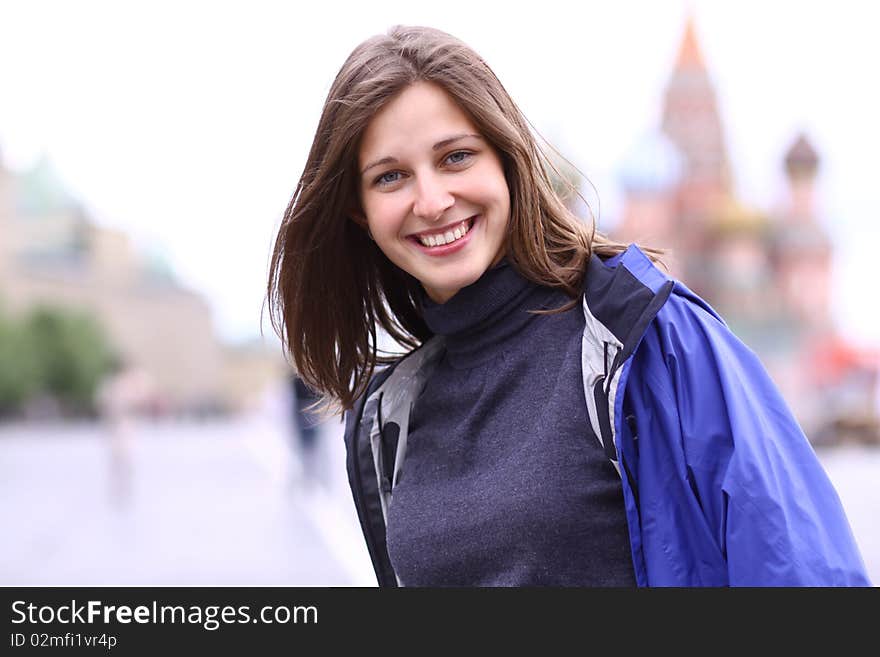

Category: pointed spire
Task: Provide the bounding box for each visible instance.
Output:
[785,132,819,180]
[675,13,705,70]
[661,11,731,213]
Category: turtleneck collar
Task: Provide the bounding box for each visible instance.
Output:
[419,259,559,368]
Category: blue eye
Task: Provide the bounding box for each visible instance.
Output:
[446,151,471,165]
[375,171,401,186]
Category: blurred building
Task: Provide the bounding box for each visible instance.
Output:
[0,151,285,415]
[612,16,879,444]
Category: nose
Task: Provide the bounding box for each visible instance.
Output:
[412,172,454,222]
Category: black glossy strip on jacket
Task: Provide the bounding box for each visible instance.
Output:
[375,392,400,495]
[344,365,399,587]
[381,421,400,495]
[593,376,618,463]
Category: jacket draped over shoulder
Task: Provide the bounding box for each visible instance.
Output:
[623,281,869,585]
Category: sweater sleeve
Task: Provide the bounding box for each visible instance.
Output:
[627,291,871,586]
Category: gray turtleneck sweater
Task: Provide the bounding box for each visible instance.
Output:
[384,259,636,586]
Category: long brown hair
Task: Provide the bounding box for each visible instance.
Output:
[267,25,639,415]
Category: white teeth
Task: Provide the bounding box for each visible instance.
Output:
[417,218,472,247]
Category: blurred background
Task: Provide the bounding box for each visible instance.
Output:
[1,0,877,586]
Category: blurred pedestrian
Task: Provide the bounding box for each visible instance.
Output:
[288,373,324,488]
[95,360,153,510]
[266,26,870,586]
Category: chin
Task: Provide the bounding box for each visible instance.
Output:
[423,264,489,302]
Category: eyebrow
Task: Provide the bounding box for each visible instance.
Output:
[360,133,484,176]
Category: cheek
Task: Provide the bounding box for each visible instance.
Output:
[483,176,511,223]
[474,161,510,207]
[363,196,404,236]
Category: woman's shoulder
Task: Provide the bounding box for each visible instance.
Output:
[589,243,671,293]
[586,242,729,344]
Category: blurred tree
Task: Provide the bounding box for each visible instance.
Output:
[26,306,117,415]
[0,309,41,416]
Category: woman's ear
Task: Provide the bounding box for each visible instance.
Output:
[349,210,374,240]
[350,210,367,229]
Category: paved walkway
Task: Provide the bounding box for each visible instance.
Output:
[1,408,877,586]
[0,410,375,586]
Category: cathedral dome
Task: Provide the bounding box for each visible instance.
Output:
[618,131,683,195]
[16,155,79,217]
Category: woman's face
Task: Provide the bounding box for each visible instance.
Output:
[357,81,511,304]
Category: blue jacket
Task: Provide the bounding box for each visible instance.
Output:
[343,244,870,586]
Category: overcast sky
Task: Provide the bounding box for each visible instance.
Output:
[1,0,878,345]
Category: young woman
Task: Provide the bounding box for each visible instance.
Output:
[267,25,870,587]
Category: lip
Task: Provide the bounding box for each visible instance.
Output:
[408,215,478,257]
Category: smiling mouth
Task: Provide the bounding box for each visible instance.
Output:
[409,216,477,247]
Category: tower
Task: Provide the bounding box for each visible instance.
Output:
[772,133,832,329]
[660,15,732,222]
[784,133,820,222]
